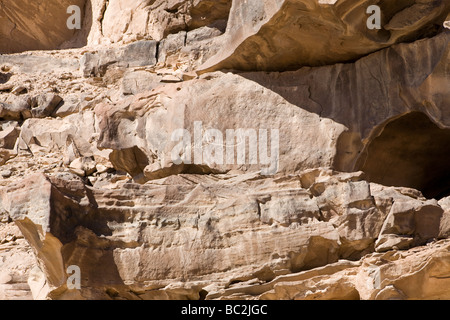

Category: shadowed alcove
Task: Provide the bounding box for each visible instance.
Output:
[355,112,450,200]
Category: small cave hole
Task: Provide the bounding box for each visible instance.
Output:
[355,112,450,200]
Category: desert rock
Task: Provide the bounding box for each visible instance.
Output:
[0,0,449,301]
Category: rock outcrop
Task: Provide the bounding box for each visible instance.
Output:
[0,0,449,300]
[199,0,450,72]
[92,0,232,44]
[0,0,87,53]
[0,0,232,53]
[2,169,450,299]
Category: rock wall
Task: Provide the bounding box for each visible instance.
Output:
[0,0,232,53]
[199,0,450,72]
[0,0,449,300]
[0,0,87,53]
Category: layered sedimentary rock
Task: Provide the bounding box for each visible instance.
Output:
[94,31,449,185]
[0,223,34,300]
[2,168,449,299]
[92,0,232,44]
[0,0,232,53]
[0,0,449,300]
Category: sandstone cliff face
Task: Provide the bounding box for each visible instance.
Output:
[0,0,232,53]
[0,0,449,300]
[199,0,450,72]
[0,0,87,53]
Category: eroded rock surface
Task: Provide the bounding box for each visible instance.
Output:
[199,0,450,72]
[1,169,449,299]
[0,0,449,300]
[0,0,87,53]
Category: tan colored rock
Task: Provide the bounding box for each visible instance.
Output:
[0,0,449,302]
[0,223,35,300]
[92,0,231,44]
[30,94,63,119]
[80,41,158,77]
[356,240,450,300]
[69,157,97,177]
[1,168,449,300]
[0,148,15,166]
[375,199,443,252]
[157,28,223,71]
[0,53,80,75]
[121,71,162,96]
[199,0,450,72]
[0,0,86,53]
[18,111,107,160]
[0,124,19,150]
[96,32,449,186]
[438,196,450,238]
[208,239,450,300]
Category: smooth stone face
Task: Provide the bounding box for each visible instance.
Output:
[0,0,86,53]
[199,0,450,73]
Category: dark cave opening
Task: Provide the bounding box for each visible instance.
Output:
[355,112,450,200]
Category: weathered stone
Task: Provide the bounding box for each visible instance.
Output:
[0,125,20,150]
[0,169,12,178]
[0,54,80,74]
[69,157,97,177]
[157,32,188,65]
[30,94,63,119]
[121,71,162,96]
[0,149,15,166]
[81,41,158,77]
[0,223,34,300]
[199,0,450,73]
[0,0,86,53]
[0,172,345,299]
[157,28,224,70]
[11,86,27,95]
[2,169,450,300]
[18,111,106,160]
[375,199,443,252]
[53,95,81,118]
[1,0,450,302]
[0,103,21,121]
[95,32,449,184]
[92,0,232,44]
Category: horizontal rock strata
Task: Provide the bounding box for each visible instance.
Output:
[0,0,449,300]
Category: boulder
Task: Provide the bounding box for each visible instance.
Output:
[69,157,97,177]
[18,111,105,159]
[0,125,20,150]
[80,41,158,77]
[30,94,63,119]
